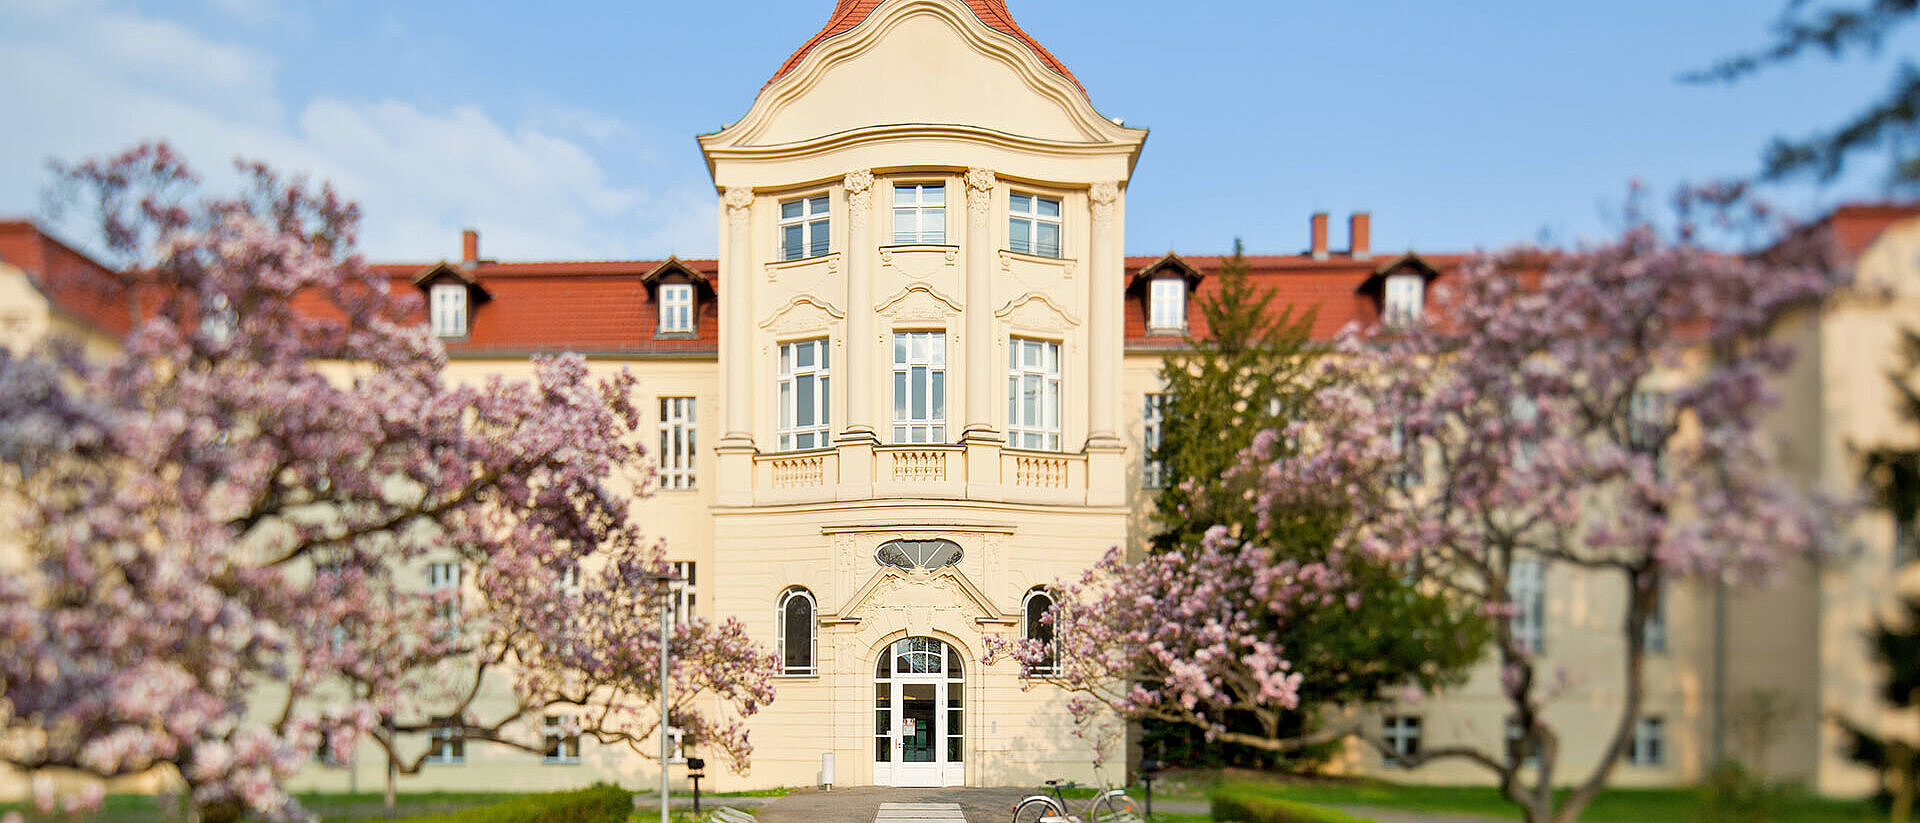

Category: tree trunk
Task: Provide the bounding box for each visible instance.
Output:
[194,798,246,823]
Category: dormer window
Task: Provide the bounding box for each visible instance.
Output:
[1383,273,1424,328]
[641,258,712,340]
[659,283,694,334]
[431,284,468,338]
[1148,277,1186,332]
[1009,193,1061,258]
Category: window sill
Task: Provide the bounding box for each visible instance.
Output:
[774,672,819,679]
[766,252,842,275]
[654,330,698,340]
[1003,248,1064,262]
[542,758,581,766]
[1144,326,1186,336]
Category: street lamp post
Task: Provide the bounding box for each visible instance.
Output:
[645,570,681,823]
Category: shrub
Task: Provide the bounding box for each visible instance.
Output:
[1211,785,1379,823]
[391,784,632,823]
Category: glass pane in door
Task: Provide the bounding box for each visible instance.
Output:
[901,683,937,763]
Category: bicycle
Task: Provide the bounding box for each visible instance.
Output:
[1011,778,1143,823]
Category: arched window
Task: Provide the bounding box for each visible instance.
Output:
[1022,587,1058,676]
[777,587,816,675]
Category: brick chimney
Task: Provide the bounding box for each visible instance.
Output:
[461,229,479,268]
[1349,212,1371,260]
[1310,212,1329,261]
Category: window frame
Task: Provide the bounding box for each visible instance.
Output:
[1382,273,1424,328]
[430,283,468,339]
[428,561,462,627]
[892,330,948,444]
[1143,392,1170,488]
[777,586,817,677]
[892,182,948,245]
[1508,557,1546,655]
[427,718,466,765]
[658,396,697,490]
[1628,716,1665,766]
[1008,192,1062,258]
[670,561,696,628]
[542,715,580,765]
[1147,277,1187,332]
[777,337,832,451]
[1382,715,1422,763]
[779,193,831,261]
[1007,336,1063,452]
[658,282,695,335]
[1022,587,1060,676]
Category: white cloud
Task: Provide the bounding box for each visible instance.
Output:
[0,1,711,261]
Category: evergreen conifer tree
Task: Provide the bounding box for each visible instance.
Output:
[1142,241,1486,768]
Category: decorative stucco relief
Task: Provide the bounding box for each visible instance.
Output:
[995,292,1080,332]
[879,246,958,280]
[875,284,963,324]
[759,295,845,336]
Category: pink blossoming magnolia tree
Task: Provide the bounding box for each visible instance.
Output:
[1244,191,1841,823]
[990,190,1839,823]
[0,145,775,822]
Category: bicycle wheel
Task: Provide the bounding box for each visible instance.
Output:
[1093,790,1140,822]
[1012,796,1066,823]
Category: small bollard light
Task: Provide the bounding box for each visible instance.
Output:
[687,757,707,813]
[1138,757,1165,822]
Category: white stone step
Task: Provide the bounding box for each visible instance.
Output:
[875,801,967,821]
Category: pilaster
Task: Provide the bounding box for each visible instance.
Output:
[718,186,758,506]
[840,169,879,446]
[962,167,1001,445]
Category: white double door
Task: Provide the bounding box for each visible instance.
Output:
[886,675,950,787]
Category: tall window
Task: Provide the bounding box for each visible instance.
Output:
[1148,278,1186,332]
[1382,715,1421,763]
[1008,337,1062,451]
[778,338,831,451]
[1388,420,1422,489]
[1506,718,1539,767]
[429,561,461,626]
[1643,580,1667,654]
[1008,193,1061,258]
[1382,273,1423,328]
[780,194,830,261]
[427,718,465,765]
[1628,716,1665,766]
[543,715,579,765]
[1511,394,1541,469]
[893,183,946,244]
[1143,393,1170,488]
[1023,587,1059,676]
[1627,389,1669,454]
[1509,557,1545,654]
[892,331,947,443]
[431,284,467,338]
[658,397,696,490]
[658,283,694,334]
[670,561,697,627]
[777,587,816,676]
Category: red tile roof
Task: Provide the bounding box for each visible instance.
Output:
[0,221,139,338]
[371,259,721,357]
[1121,252,1472,350]
[768,0,1086,96]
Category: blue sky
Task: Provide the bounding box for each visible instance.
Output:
[1,0,1913,262]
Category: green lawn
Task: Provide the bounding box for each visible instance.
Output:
[1218,779,1884,823]
[0,791,522,822]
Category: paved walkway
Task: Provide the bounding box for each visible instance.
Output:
[756,786,1028,823]
[743,787,1507,823]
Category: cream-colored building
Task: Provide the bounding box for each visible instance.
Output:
[4,0,1920,799]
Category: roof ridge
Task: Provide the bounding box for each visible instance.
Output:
[767,0,1085,95]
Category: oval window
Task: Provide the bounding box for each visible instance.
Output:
[876,539,962,570]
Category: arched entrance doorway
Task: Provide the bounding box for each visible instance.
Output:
[873,636,964,787]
